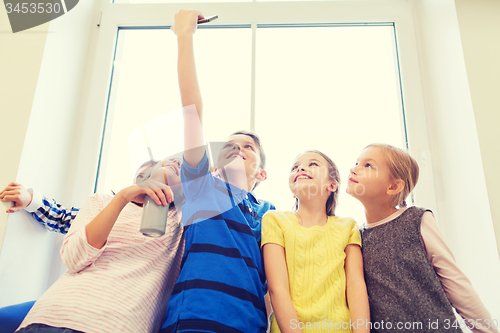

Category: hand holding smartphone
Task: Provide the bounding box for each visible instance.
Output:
[197,15,218,24]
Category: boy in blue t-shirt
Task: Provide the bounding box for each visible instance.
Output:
[161,10,274,333]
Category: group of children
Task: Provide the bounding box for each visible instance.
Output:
[0,9,497,333]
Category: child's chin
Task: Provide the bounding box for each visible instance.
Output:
[345,187,357,197]
[219,160,246,173]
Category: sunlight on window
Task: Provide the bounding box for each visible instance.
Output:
[98,27,251,193]
[253,25,405,224]
[100,25,405,225]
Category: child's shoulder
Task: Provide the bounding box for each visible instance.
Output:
[330,215,360,230]
[400,206,432,222]
[82,193,115,213]
[252,196,275,210]
[88,192,113,204]
[331,215,357,224]
[263,209,291,217]
[262,210,295,221]
[406,205,430,212]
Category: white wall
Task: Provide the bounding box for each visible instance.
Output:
[0,6,48,254]
[414,0,500,319]
[0,0,99,306]
[454,0,500,259]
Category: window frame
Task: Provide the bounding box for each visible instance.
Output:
[72,0,437,211]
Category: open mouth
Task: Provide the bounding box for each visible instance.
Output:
[165,164,179,176]
[294,174,312,182]
[227,153,245,160]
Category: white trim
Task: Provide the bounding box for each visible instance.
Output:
[250,22,256,131]
[76,1,434,206]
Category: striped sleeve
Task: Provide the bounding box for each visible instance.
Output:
[26,189,79,234]
[60,194,106,273]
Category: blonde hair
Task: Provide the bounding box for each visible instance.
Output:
[366,144,419,207]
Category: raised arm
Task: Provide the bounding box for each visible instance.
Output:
[171,10,206,168]
[263,243,303,333]
[345,244,370,333]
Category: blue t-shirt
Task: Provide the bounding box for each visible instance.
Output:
[161,153,275,333]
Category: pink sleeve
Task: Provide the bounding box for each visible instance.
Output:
[60,194,106,273]
[421,212,498,333]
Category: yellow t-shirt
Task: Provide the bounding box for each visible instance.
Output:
[262,211,362,333]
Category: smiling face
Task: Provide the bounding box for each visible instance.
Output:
[346,146,394,205]
[217,134,263,181]
[289,151,337,201]
[162,157,182,187]
[146,157,183,188]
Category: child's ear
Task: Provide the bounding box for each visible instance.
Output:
[327,182,338,193]
[255,169,267,181]
[387,179,405,195]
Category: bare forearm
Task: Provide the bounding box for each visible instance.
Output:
[347,282,370,333]
[264,243,302,332]
[177,34,202,119]
[85,194,128,249]
[344,244,370,333]
[270,289,303,333]
[178,33,205,167]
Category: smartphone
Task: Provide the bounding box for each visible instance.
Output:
[197,15,218,24]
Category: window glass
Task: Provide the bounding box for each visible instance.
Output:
[98,27,252,193]
[253,25,405,223]
[99,25,405,225]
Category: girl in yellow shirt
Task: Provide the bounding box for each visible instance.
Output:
[262,150,370,333]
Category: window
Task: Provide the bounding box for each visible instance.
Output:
[97,26,252,192]
[80,1,433,224]
[254,24,405,221]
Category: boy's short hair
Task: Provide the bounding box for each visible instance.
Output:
[229,131,266,191]
[229,130,266,170]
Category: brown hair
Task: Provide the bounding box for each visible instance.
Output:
[366,143,419,207]
[137,159,159,171]
[293,150,340,216]
[230,130,266,191]
[134,159,159,183]
[230,130,266,169]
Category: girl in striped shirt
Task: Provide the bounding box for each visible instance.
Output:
[16,158,185,333]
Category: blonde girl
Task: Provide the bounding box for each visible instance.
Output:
[262,150,370,333]
[347,143,497,333]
